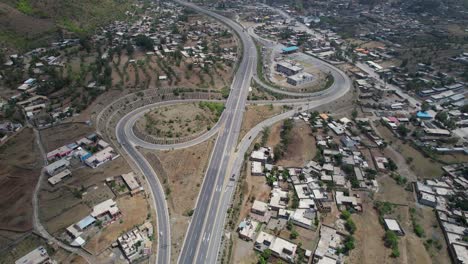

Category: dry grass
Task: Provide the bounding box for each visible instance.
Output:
[267,121,316,167]
[239,104,283,142]
[375,123,444,179]
[136,103,221,139]
[0,128,41,233]
[39,123,95,152]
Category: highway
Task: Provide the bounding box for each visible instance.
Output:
[172,1,257,263]
[112,1,352,264]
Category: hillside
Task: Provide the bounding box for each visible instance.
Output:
[0,0,136,52]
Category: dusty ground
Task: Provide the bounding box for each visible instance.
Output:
[136,103,221,139]
[239,104,283,142]
[39,156,132,233]
[267,120,316,167]
[141,137,215,263]
[39,123,95,152]
[84,195,149,255]
[349,175,450,264]
[0,128,41,234]
[0,233,47,263]
[375,123,444,179]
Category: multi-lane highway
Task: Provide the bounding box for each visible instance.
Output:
[172,1,258,263]
[111,1,352,264]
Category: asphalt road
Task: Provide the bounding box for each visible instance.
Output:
[115,114,171,264]
[172,1,258,263]
[113,1,352,263]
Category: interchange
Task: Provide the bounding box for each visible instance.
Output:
[102,1,353,263]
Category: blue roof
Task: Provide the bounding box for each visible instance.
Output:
[76,215,96,230]
[416,111,432,119]
[80,152,92,161]
[282,46,298,52]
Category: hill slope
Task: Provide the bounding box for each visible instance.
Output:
[0,0,136,51]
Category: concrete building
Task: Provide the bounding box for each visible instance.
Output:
[290,209,315,229]
[121,172,142,195]
[276,61,303,76]
[269,188,288,210]
[314,225,343,263]
[335,191,361,211]
[15,246,52,264]
[250,147,272,164]
[91,199,120,218]
[85,146,119,168]
[287,72,314,86]
[251,161,264,176]
[384,218,405,236]
[48,169,72,185]
[237,219,259,241]
[118,226,152,262]
[45,159,70,176]
[251,200,269,216]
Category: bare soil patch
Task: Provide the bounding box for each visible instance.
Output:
[239,104,283,142]
[84,195,148,255]
[0,128,41,233]
[375,123,444,179]
[40,123,95,152]
[267,121,316,167]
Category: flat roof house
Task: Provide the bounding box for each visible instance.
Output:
[251,200,269,216]
[48,169,72,185]
[121,172,142,195]
[384,218,405,236]
[15,246,52,264]
[276,61,303,76]
[282,46,299,54]
[91,199,120,218]
[287,73,314,86]
[45,158,70,176]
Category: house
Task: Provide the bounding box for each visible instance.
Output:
[314,225,343,263]
[291,209,315,229]
[254,231,275,252]
[238,219,259,241]
[287,73,314,86]
[374,156,388,171]
[85,146,119,168]
[45,158,70,176]
[250,147,271,164]
[91,199,120,218]
[384,218,405,236]
[254,231,297,262]
[416,111,434,120]
[121,172,142,195]
[66,215,96,243]
[269,235,298,262]
[335,191,361,211]
[269,188,289,210]
[251,161,264,176]
[15,246,52,264]
[118,226,152,262]
[276,61,303,76]
[251,200,269,216]
[47,145,73,160]
[48,169,72,185]
[282,46,299,54]
[424,128,451,137]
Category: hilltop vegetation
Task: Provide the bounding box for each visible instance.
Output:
[0,0,136,51]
